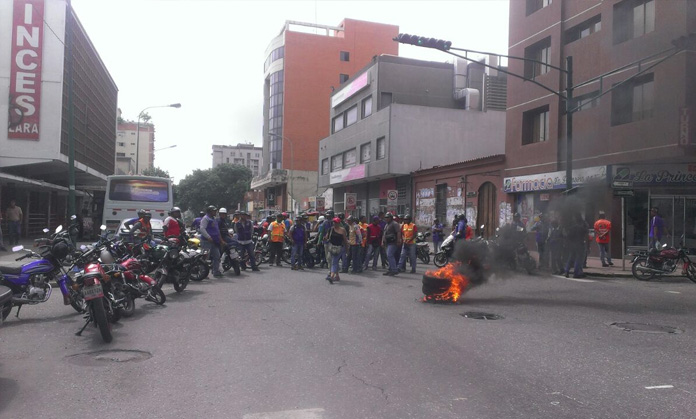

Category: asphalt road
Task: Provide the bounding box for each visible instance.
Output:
[1,262,695,419]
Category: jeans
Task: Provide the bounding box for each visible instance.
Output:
[565,242,585,277]
[386,244,399,273]
[363,243,381,270]
[8,221,20,246]
[398,243,417,272]
[202,240,222,275]
[433,240,442,254]
[347,244,362,272]
[597,242,612,265]
[536,241,547,268]
[341,244,348,271]
[291,242,304,266]
[380,245,388,268]
[238,241,256,268]
[331,247,345,274]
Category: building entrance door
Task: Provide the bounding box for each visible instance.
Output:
[649,196,696,250]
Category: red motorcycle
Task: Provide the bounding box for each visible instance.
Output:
[110,257,166,306]
[631,240,696,283]
[74,263,115,343]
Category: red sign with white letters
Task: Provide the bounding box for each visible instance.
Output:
[8,0,44,140]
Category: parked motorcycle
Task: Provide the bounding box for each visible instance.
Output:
[153,238,191,293]
[109,257,166,307]
[631,239,696,282]
[73,262,116,343]
[416,231,431,264]
[433,232,455,267]
[221,242,241,276]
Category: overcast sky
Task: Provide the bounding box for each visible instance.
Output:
[70,0,510,183]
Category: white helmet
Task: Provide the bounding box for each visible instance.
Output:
[219,208,227,214]
[318,216,325,222]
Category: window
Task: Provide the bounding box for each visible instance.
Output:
[380,92,392,110]
[360,143,371,163]
[575,90,601,112]
[333,114,344,133]
[117,142,125,147]
[611,73,654,126]
[340,51,350,62]
[116,152,125,157]
[346,105,358,127]
[526,0,551,16]
[565,15,601,44]
[362,96,373,118]
[613,0,654,44]
[344,149,357,168]
[226,157,229,163]
[321,158,329,175]
[340,74,350,84]
[376,137,386,160]
[524,37,551,78]
[331,154,343,171]
[131,142,136,145]
[522,106,550,145]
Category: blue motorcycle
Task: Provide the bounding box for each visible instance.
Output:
[0,225,85,321]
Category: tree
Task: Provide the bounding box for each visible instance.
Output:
[139,111,152,123]
[141,166,170,178]
[176,164,252,213]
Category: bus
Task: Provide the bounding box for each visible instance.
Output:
[102,175,174,232]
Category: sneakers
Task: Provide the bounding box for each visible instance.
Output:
[213,272,223,278]
[608,261,614,266]
[382,271,392,276]
[251,267,260,272]
[291,266,298,270]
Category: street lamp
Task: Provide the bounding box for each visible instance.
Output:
[154,144,177,152]
[136,103,181,174]
[268,132,294,212]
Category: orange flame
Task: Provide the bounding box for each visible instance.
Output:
[423,262,469,303]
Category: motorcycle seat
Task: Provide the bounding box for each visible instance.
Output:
[0,265,23,275]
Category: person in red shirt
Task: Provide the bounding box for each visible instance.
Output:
[594,211,613,267]
[163,207,184,243]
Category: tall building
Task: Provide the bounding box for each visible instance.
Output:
[251,18,399,213]
[318,54,507,228]
[212,143,263,176]
[505,0,696,254]
[116,114,155,175]
[0,0,117,235]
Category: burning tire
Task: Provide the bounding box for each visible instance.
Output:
[422,275,451,295]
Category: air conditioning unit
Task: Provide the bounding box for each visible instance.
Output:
[454,88,480,110]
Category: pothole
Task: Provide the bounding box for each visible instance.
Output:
[460,312,504,320]
[66,349,152,366]
[609,322,683,334]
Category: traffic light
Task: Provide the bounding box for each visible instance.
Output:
[393,33,452,51]
[672,33,696,50]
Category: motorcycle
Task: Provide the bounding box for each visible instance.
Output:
[109,257,166,305]
[415,231,431,264]
[153,238,191,293]
[185,236,210,281]
[433,232,455,267]
[631,239,696,282]
[73,262,116,343]
[221,241,242,276]
[302,235,321,268]
[0,226,83,321]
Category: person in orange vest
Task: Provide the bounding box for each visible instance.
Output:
[268,213,287,267]
[594,211,613,267]
[398,214,418,273]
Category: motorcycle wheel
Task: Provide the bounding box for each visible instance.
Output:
[433,252,449,268]
[119,295,136,318]
[190,260,210,281]
[145,287,166,305]
[70,292,87,314]
[282,249,291,264]
[304,252,315,269]
[524,256,536,274]
[686,263,696,284]
[92,300,113,343]
[2,304,11,321]
[232,260,241,276]
[221,255,232,272]
[254,250,264,266]
[173,271,189,292]
[631,258,655,281]
[418,250,430,265]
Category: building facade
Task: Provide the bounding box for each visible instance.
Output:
[506,0,696,255]
[212,143,262,176]
[0,0,117,235]
[251,18,399,213]
[318,55,507,229]
[116,118,154,175]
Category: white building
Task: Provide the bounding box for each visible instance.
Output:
[212,144,262,176]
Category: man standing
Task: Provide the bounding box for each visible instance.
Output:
[594,211,613,267]
[432,218,444,253]
[363,216,383,271]
[398,214,418,273]
[217,208,236,269]
[191,211,205,231]
[268,214,286,267]
[382,213,402,276]
[454,215,467,242]
[288,215,307,270]
[345,216,363,273]
[378,212,388,269]
[200,206,223,278]
[236,212,259,271]
[531,214,549,269]
[649,207,665,250]
[6,199,23,246]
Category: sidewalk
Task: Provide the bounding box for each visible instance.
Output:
[530,251,652,279]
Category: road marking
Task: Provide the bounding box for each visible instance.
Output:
[665,291,681,294]
[645,385,674,389]
[243,408,324,419]
[566,277,596,283]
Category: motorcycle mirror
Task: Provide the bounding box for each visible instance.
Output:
[480,225,485,229]
[12,245,24,252]
[80,245,87,251]
[70,214,77,221]
[516,226,524,232]
[55,225,63,234]
[42,228,49,234]
[100,225,107,231]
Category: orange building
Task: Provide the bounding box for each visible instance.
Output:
[251,19,399,213]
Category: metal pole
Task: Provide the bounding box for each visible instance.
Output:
[621,196,626,271]
[135,114,141,174]
[67,1,75,217]
[565,56,573,191]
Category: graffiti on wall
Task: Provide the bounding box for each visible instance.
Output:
[415,187,436,226]
[499,202,512,227]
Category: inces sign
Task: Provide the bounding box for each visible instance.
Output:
[8,0,44,140]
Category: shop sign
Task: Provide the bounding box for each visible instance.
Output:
[540,194,550,201]
[331,71,369,108]
[613,189,634,197]
[613,164,696,187]
[315,197,325,212]
[8,0,44,140]
[503,166,606,193]
[344,193,357,210]
[679,108,692,147]
[330,164,366,185]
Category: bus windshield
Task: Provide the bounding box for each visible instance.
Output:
[108,178,169,202]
